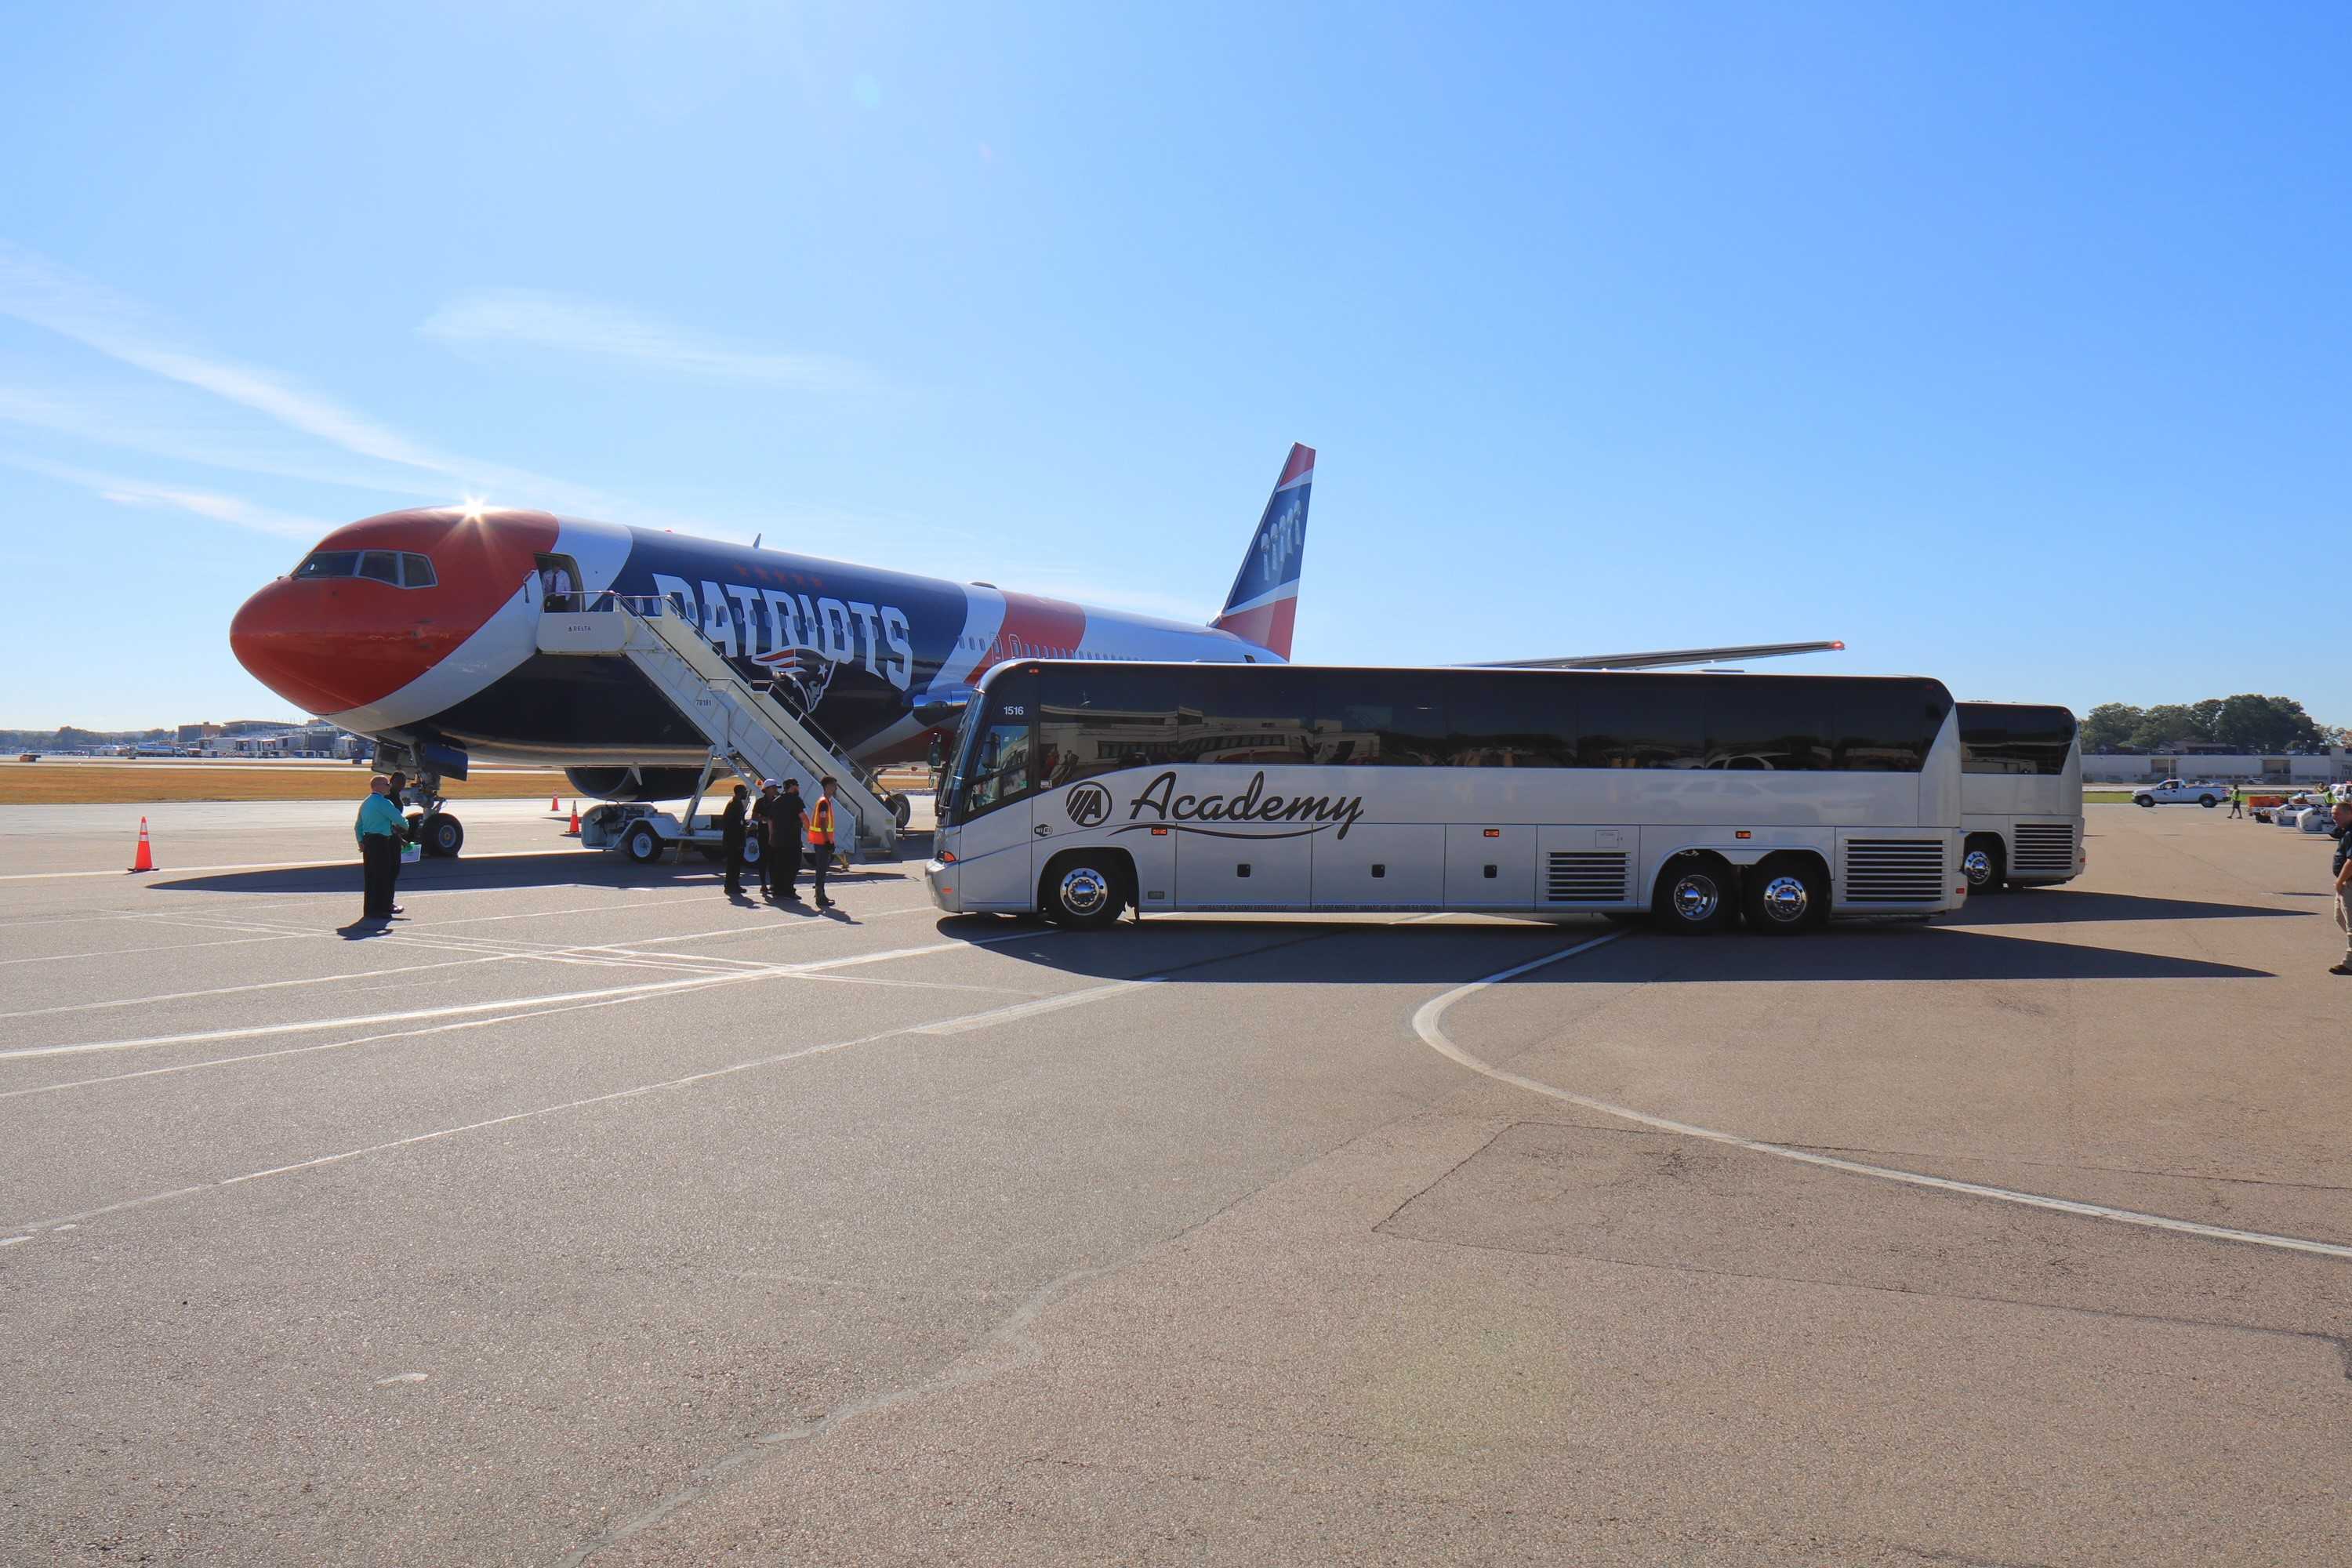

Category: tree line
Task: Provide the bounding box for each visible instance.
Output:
[2080,695,2347,754]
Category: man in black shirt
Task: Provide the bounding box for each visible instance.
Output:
[2331,799,2352,976]
[720,784,750,900]
[750,780,782,900]
[770,779,808,903]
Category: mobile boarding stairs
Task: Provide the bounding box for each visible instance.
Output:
[536,594,906,866]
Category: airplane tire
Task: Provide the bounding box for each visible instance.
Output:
[420,813,464,858]
[888,793,913,831]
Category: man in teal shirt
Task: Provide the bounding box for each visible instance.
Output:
[356,775,405,920]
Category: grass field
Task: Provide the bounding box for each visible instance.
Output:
[0,764,576,806]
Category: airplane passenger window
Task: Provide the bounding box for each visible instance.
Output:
[356,551,401,585]
[292,550,359,579]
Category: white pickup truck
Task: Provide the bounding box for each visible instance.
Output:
[2132,778,2227,808]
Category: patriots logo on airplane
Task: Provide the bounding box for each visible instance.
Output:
[1211,443,1314,661]
[756,645,840,710]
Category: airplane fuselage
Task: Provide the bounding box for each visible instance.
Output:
[230,508,1275,783]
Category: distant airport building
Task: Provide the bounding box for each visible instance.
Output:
[2082,747,2349,784]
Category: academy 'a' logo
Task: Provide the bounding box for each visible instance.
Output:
[1065,781,1112,828]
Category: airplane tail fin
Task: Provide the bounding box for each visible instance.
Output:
[1210,443,1313,660]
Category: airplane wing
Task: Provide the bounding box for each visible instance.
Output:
[1467,639,1846,672]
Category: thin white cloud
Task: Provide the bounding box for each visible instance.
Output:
[0,241,631,518]
[0,452,328,540]
[422,289,873,390]
[0,384,449,500]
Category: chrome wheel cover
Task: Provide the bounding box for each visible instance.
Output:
[1962,848,1992,887]
[1759,873,1810,923]
[1058,866,1111,918]
[1671,874,1719,922]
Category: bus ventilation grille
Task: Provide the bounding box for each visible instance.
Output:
[2011,823,2075,873]
[1841,839,1946,902]
[1544,851,1628,903]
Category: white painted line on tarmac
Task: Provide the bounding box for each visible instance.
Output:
[913,978,1161,1034]
[0,994,652,1102]
[1410,933,2352,1263]
[0,904,943,1022]
[2,946,1127,1241]
[0,927,1047,1063]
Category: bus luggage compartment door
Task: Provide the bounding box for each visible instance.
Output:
[1445,824,1536,908]
[1312,823,1442,909]
[1176,829,1312,909]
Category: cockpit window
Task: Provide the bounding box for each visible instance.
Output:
[289,549,437,587]
[292,550,360,579]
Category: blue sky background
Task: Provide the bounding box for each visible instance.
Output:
[2,2,2344,729]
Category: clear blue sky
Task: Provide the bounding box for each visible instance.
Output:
[2,2,2343,730]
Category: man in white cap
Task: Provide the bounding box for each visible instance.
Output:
[750,779,783,901]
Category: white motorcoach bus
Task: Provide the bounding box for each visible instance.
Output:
[1957,702,2085,891]
[925,662,1966,934]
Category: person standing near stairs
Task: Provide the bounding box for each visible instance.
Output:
[808,777,839,909]
[720,784,750,899]
[750,780,782,900]
[770,779,807,903]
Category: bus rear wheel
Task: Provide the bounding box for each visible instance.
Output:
[1742,855,1825,935]
[1653,854,1737,935]
[1041,851,1129,931]
[1962,835,2006,895]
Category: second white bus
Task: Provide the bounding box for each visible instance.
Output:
[1957,701,2085,891]
[927,662,1967,934]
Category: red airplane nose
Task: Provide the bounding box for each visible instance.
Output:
[229,575,447,717]
[230,507,562,717]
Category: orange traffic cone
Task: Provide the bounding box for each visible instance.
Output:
[129,817,155,873]
[565,802,582,837]
[550,793,561,812]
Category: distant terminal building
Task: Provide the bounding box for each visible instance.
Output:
[2082,746,2349,784]
[176,721,223,745]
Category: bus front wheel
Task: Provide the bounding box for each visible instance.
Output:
[1040,851,1130,931]
[1653,854,1737,935]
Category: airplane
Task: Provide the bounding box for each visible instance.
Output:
[229,443,1839,847]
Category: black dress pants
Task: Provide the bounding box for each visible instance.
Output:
[361,835,397,918]
[723,833,746,896]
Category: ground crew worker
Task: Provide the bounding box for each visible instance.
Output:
[808,776,839,909]
[2330,799,2352,977]
[720,783,750,899]
[385,770,412,897]
[771,779,807,902]
[750,780,781,899]
[2229,785,2245,818]
[355,775,405,921]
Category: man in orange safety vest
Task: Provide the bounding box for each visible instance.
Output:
[808,776,839,909]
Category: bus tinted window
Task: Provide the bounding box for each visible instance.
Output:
[1446,673,1573,768]
[1958,703,2076,776]
[1705,676,1831,771]
[1039,666,1186,784]
[1577,674,1706,769]
[1190,668,1319,766]
[1835,679,1951,771]
[1321,673,1446,766]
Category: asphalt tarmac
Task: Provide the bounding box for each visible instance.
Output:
[2,801,2347,1566]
